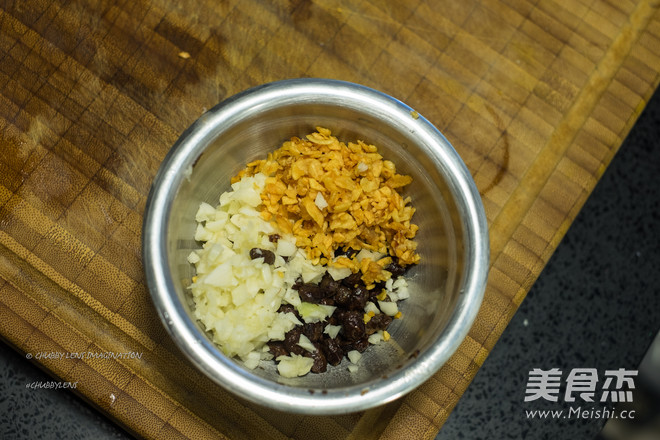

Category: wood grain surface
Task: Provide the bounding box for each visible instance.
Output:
[0,0,658,439]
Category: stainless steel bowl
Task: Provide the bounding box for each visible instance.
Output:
[142,78,489,415]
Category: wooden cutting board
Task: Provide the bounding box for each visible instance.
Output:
[0,0,658,438]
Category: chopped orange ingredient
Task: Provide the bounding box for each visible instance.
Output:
[233,127,420,284]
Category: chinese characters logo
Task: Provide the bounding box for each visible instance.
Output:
[524,368,637,403]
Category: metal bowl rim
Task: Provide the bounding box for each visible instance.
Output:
[142,78,489,414]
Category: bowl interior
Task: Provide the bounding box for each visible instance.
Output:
[169,105,462,382]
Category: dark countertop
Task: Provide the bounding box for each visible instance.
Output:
[437,89,660,439]
[1,89,659,439]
